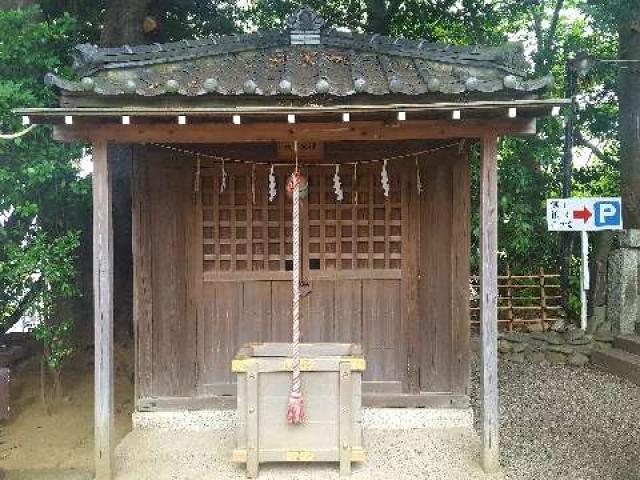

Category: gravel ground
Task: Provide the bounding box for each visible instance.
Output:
[114,357,640,480]
[115,428,501,480]
[471,355,640,480]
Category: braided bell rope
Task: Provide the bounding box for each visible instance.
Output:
[291,181,301,393]
[287,143,305,424]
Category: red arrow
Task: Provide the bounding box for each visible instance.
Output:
[573,206,592,222]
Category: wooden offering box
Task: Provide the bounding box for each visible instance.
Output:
[232,343,366,478]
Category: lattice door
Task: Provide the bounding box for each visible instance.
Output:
[200,163,402,277]
[306,165,402,271]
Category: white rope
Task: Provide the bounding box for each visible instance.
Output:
[0,124,37,140]
[149,141,462,167]
[292,140,301,396]
[292,178,301,396]
[287,140,305,424]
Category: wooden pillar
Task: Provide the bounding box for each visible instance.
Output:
[479,135,500,473]
[93,141,114,480]
[403,168,420,393]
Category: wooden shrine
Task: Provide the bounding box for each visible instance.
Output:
[14,8,568,480]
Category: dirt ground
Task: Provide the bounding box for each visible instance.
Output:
[0,349,133,478]
[3,350,640,479]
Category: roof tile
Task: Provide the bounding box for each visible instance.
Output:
[48,8,551,100]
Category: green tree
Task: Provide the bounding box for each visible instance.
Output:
[0,7,89,401]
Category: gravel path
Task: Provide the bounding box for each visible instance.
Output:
[114,357,640,480]
[116,427,500,480]
[471,356,640,480]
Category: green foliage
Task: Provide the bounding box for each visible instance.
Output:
[31,318,75,372]
[585,0,640,30]
[244,0,525,44]
[0,1,627,333]
[36,0,239,42]
[0,7,89,338]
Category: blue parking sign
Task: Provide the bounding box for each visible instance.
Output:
[547,197,622,231]
[594,200,622,228]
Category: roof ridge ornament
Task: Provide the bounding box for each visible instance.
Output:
[287,7,325,45]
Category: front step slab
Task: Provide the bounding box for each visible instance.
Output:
[614,335,640,356]
[592,348,640,386]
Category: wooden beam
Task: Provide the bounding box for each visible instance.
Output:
[53,119,536,144]
[479,135,500,473]
[362,392,469,408]
[15,98,569,117]
[93,141,114,480]
[137,395,236,411]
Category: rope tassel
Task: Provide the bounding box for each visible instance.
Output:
[287,391,305,424]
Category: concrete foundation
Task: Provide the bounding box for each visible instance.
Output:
[607,231,640,334]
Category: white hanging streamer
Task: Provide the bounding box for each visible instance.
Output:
[193,153,201,202]
[251,163,256,204]
[220,158,227,193]
[269,164,277,202]
[416,155,423,196]
[353,163,358,205]
[333,164,343,201]
[381,159,390,197]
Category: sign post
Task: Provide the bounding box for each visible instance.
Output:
[547,197,623,330]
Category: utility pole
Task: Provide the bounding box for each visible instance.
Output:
[560,56,577,321]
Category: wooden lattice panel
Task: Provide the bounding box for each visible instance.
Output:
[201,164,402,276]
[306,165,402,271]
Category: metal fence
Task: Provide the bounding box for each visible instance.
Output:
[470,267,564,331]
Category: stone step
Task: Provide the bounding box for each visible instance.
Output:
[613,335,640,356]
[592,348,640,386]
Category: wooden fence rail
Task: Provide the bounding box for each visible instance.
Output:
[470,267,564,331]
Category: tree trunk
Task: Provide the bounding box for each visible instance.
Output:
[109,144,134,345]
[51,367,63,401]
[587,230,613,333]
[40,355,50,415]
[365,0,390,35]
[101,0,153,47]
[101,1,154,344]
[618,13,640,228]
[0,0,37,8]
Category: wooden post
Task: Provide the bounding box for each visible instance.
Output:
[339,361,353,477]
[246,361,259,478]
[506,264,514,332]
[403,169,420,393]
[93,141,114,480]
[540,267,547,331]
[480,135,500,473]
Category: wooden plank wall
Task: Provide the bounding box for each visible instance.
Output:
[196,278,402,394]
[418,148,470,397]
[133,150,197,399]
[132,142,470,404]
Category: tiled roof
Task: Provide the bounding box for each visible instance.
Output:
[45,8,553,99]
